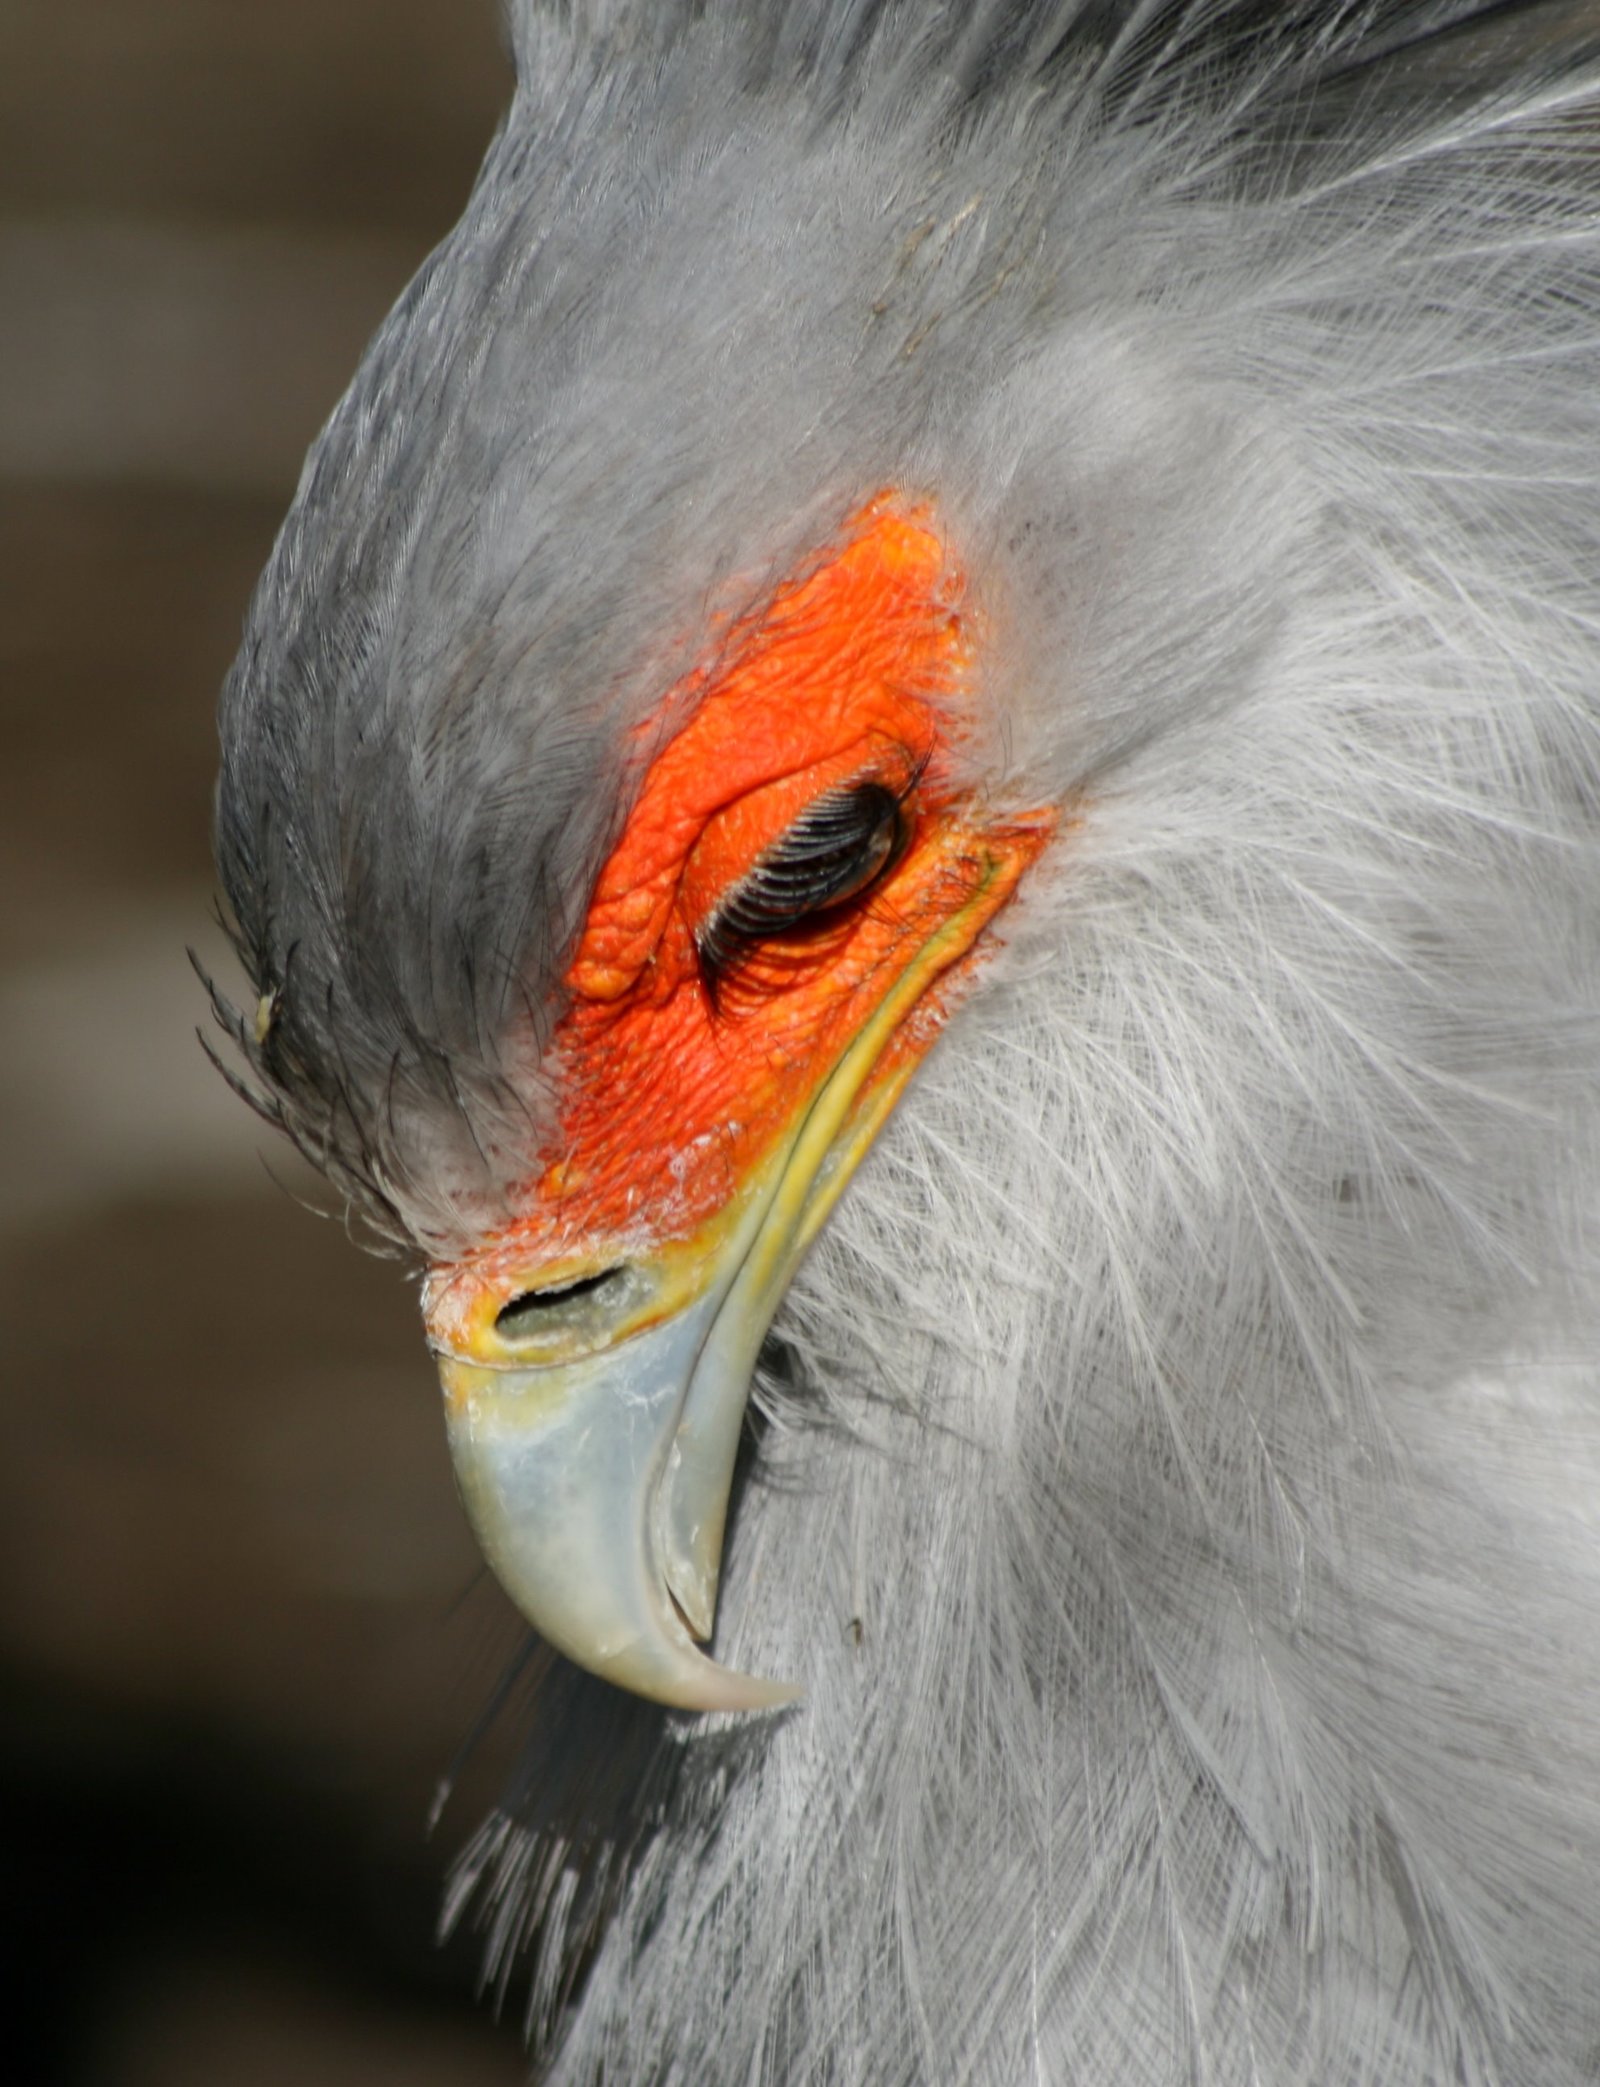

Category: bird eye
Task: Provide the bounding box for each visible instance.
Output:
[698,780,906,979]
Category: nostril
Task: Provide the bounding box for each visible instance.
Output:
[495,1267,624,1337]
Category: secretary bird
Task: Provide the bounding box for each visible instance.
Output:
[209,3,1600,2079]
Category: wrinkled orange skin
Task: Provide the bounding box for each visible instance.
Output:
[429,502,1050,1329]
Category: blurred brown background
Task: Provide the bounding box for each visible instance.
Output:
[0,6,537,2081]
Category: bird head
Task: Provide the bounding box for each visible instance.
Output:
[212,7,1307,1714]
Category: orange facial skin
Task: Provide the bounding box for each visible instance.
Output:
[426,502,1052,1354]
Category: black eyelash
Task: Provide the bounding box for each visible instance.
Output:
[698,779,908,985]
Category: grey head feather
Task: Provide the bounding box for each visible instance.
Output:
[214,4,1600,2081]
[214,0,1395,1250]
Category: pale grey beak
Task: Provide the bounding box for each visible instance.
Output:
[441,1275,798,1712]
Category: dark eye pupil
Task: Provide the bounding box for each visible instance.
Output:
[699,781,904,975]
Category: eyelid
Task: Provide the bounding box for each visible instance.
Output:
[696,776,912,982]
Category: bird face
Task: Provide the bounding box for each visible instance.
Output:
[421,501,1050,1709]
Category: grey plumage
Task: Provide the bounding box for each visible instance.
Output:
[213,3,1600,2080]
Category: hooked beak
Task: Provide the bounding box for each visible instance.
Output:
[428,925,940,1712]
[437,1273,800,1714]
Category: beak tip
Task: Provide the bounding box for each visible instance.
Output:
[724,1672,805,1715]
[597,1640,803,1716]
